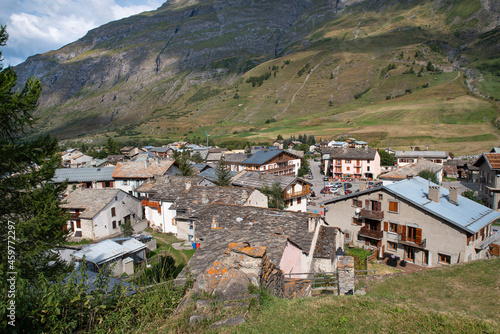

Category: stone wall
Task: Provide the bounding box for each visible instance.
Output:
[337,256,354,295]
[259,254,284,298]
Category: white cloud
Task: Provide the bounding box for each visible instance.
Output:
[0,0,165,66]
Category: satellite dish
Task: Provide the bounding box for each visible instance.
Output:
[355,208,361,214]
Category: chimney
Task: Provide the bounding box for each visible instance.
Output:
[185,180,192,191]
[242,189,248,201]
[201,190,209,204]
[449,186,458,204]
[211,215,218,229]
[428,185,440,203]
[406,174,413,180]
[145,159,150,168]
[308,217,316,233]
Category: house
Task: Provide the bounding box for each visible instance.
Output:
[61,149,93,168]
[395,150,449,167]
[288,141,303,150]
[378,159,443,185]
[273,140,284,149]
[178,204,343,279]
[149,147,174,159]
[327,141,349,149]
[72,238,146,276]
[322,147,381,179]
[106,155,126,164]
[321,176,500,267]
[232,149,302,176]
[120,146,146,157]
[231,170,311,212]
[198,167,238,183]
[474,153,500,210]
[60,188,143,240]
[135,175,212,234]
[112,159,180,196]
[87,158,114,168]
[52,167,116,194]
[170,186,268,240]
[205,148,230,163]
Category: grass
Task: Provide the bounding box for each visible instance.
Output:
[223,258,500,334]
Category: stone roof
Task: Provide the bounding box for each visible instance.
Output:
[322,147,377,160]
[231,170,308,191]
[171,186,257,215]
[224,153,251,164]
[395,151,449,159]
[313,226,338,259]
[379,159,442,180]
[112,160,175,179]
[60,188,121,219]
[180,204,316,278]
[205,152,223,162]
[135,175,205,201]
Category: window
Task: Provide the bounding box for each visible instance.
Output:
[389,223,398,233]
[367,166,370,171]
[345,232,350,240]
[438,253,451,265]
[388,200,399,213]
[297,197,301,204]
[387,241,397,251]
[111,207,116,217]
[112,221,117,229]
[76,221,81,229]
[347,167,350,171]
[407,226,417,242]
[122,180,128,186]
[352,217,362,226]
[118,220,122,226]
[378,194,383,200]
[346,160,351,164]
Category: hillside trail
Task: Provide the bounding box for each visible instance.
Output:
[282,62,323,114]
[153,232,190,263]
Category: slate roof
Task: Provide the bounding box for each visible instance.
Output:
[379,159,442,180]
[112,160,175,178]
[180,204,316,278]
[135,175,205,201]
[72,238,146,266]
[171,186,257,215]
[474,153,500,170]
[149,147,171,153]
[323,147,378,160]
[199,168,237,182]
[60,188,121,219]
[313,226,339,259]
[205,152,223,162]
[395,151,449,159]
[53,167,116,183]
[224,153,251,164]
[231,170,309,191]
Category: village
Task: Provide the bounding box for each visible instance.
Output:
[54,136,500,326]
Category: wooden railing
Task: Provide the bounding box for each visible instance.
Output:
[142,199,160,208]
[360,208,384,220]
[283,189,309,199]
[359,227,383,240]
[264,164,296,174]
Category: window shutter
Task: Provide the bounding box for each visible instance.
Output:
[357,200,362,208]
[384,221,388,231]
[401,226,407,241]
[416,228,422,244]
[467,234,471,245]
[397,224,402,235]
[111,181,114,187]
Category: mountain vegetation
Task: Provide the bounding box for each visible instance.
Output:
[13,0,500,155]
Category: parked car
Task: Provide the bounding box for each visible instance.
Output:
[323,176,329,181]
[320,187,337,194]
[344,183,352,189]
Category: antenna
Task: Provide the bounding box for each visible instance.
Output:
[204,131,210,148]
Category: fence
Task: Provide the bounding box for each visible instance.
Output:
[284,272,338,290]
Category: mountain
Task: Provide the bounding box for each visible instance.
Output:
[15,0,500,154]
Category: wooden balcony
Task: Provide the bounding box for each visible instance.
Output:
[359,227,383,240]
[142,199,160,208]
[283,189,309,199]
[360,208,384,220]
[398,234,427,249]
[69,213,81,219]
[264,164,296,174]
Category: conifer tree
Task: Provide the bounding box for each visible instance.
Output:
[215,157,232,186]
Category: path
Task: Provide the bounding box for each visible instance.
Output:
[282,62,323,113]
[153,232,191,263]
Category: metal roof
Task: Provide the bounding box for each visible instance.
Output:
[395,151,448,159]
[52,167,115,183]
[383,177,500,234]
[72,238,146,266]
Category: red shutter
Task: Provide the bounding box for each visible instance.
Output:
[357,200,362,208]
[416,228,422,245]
[110,181,114,187]
[384,221,388,231]
[376,201,381,211]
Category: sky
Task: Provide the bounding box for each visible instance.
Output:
[1,0,166,66]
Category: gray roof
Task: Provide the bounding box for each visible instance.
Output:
[149,147,171,153]
[135,175,205,201]
[60,188,122,219]
[379,159,442,180]
[395,151,449,159]
[224,153,252,164]
[231,170,310,191]
[72,238,146,266]
[241,149,292,165]
[199,168,237,182]
[180,204,316,278]
[52,167,115,183]
[313,226,339,259]
[322,147,377,160]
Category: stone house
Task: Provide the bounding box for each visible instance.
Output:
[321,176,500,267]
[474,153,500,209]
[378,159,443,185]
[179,204,344,279]
[60,188,143,240]
[231,170,311,212]
[395,150,449,167]
[322,147,381,179]
[112,159,180,197]
[135,175,214,234]
[170,186,268,241]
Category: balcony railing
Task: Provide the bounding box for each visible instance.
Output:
[359,227,383,240]
[398,234,427,249]
[69,213,81,219]
[360,208,384,220]
[264,164,296,174]
[283,189,309,199]
[142,199,160,208]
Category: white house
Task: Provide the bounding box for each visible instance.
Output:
[395,151,450,167]
[60,188,143,240]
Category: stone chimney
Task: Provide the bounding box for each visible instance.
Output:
[428,185,440,203]
[211,215,218,229]
[308,217,316,233]
[201,189,209,204]
[242,189,248,201]
[145,159,150,168]
[185,180,192,191]
[449,186,458,204]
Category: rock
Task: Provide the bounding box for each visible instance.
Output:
[196,299,211,310]
[212,268,251,299]
[355,289,366,296]
[190,315,206,326]
[209,316,246,328]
